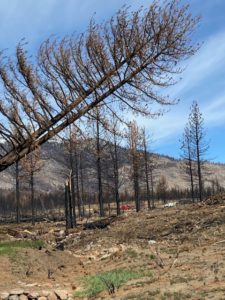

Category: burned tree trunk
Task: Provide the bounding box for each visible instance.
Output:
[142,129,151,210]
[30,171,35,225]
[113,132,120,216]
[128,121,141,212]
[15,161,20,224]
[96,110,104,217]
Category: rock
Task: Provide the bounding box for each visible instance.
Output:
[10,291,24,296]
[25,283,38,288]
[38,297,47,300]
[59,230,65,237]
[47,293,57,300]
[28,292,39,299]
[1,292,10,300]
[148,240,157,245]
[39,292,49,298]
[9,296,19,300]
[19,296,28,300]
[55,291,68,300]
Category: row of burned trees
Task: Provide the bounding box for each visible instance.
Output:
[11,106,158,226]
[9,100,223,227]
[63,117,156,228]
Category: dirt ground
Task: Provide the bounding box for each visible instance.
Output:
[1,200,225,299]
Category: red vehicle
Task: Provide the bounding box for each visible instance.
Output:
[120,204,134,211]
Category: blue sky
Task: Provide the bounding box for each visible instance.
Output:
[0,0,225,162]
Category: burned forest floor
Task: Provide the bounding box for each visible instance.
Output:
[1,198,225,299]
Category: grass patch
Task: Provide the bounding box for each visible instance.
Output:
[0,239,44,256]
[75,268,152,298]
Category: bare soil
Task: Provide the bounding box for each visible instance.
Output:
[1,201,225,299]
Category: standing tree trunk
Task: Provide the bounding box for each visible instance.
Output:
[187,144,195,203]
[181,124,196,203]
[96,110,104,217]
[68,176,73,228]
[79,153,85,217]
[128,122,141,212]
[64,182,69,229]
[74,145,81,218]
[142,130,151,210]
[113,131,120,216]
[68,129,76,227]
[30,171,35,225]
[15,161,20,223]
[196,132,203,201]
[133,154,140,212]
[150,168,154,208]
[187,102,208,202]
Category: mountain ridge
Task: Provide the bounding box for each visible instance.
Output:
[1,141,225,193]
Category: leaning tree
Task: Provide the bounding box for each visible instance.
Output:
[0,1,199,171]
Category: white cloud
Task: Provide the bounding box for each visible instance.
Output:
[137,29,225,145]
[169,30,225,98]
[203,93,225,126]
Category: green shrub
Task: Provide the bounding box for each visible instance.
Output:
[75,268,152,298]
[0,239,44,256]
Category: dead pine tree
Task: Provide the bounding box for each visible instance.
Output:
[156,175,168,204]
[79,151,85,217]
[21,146,43,225]
[149,155,157,208]
[64,175,73,229]
[63,124,83,225]
[188,101,209,202]
[87,105,109,217]
[127,121,142,212]
[140,129,158,209]
[105,112,124,216]
[140,128,152,210]
[0,1,199,172]
[10,115,24,223]
[111,116,122,216]
[95,107,104,217]
[180,124,195,202]
[64,181,69,229]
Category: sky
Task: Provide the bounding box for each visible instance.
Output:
[0,0,225,162]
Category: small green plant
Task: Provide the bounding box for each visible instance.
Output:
[75,268,152,298]
[0,240,44,256]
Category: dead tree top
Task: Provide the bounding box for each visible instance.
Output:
[0,0,199,171]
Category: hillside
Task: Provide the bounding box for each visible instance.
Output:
[1,141,225,193]
[1,200,225,298]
